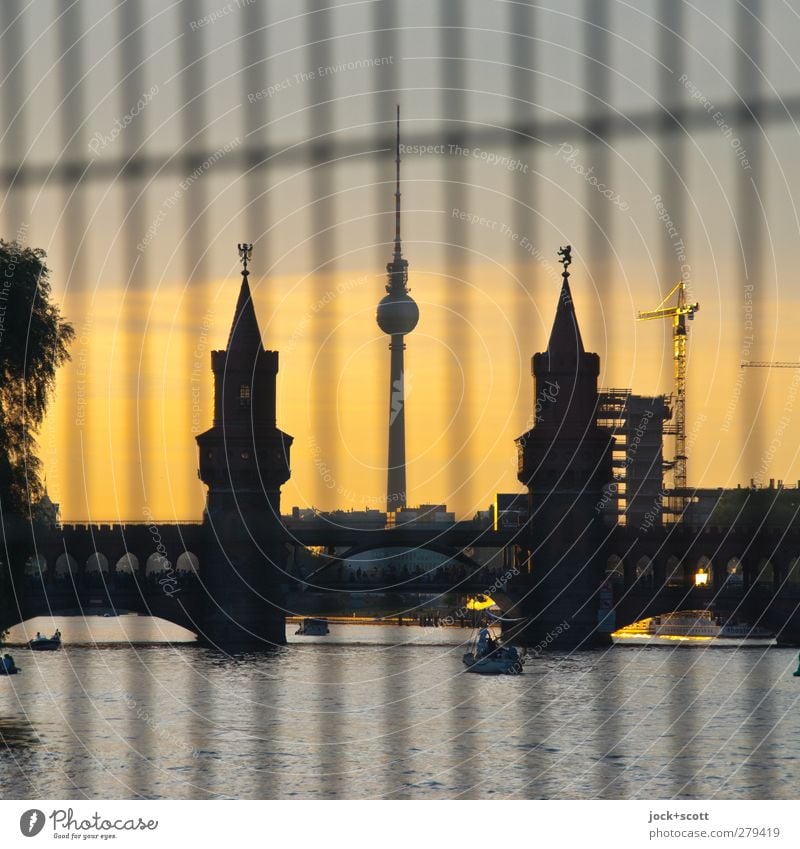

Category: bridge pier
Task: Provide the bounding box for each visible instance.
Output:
[196,504,289,649]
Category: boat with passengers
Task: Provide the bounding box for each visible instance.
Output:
[27,630,62,651]
[462,623,523,674]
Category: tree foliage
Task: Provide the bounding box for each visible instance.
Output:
[0,240,73,516]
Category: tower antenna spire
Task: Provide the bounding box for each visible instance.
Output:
[394,104,402,260]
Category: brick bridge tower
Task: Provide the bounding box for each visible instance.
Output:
[196,244,293,649]
[515,246,614,648]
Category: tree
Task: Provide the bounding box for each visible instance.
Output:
[0,240,72,641]
[0,240,73,516]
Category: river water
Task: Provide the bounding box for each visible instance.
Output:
[1,617,799,800]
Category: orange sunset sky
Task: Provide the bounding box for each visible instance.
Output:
[3,0,800,521]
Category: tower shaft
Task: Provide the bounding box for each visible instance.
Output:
[386,335,407,511]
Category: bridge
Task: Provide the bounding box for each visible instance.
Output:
[4,515,800,645]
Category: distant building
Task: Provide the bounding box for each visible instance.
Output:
[598,390,670,530]
[493,493,528,530]
[285,506,387,529]
[393,503,454,528]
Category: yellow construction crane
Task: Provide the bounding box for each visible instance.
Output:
[637,280,699,490]
[741,362,800,369]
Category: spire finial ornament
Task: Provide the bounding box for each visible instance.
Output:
[557,244,572,280]
[238,242,253,277]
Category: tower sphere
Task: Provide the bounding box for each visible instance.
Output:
[377,291,419,336]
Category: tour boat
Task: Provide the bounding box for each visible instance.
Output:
[27,632,62,651]
[294,618,330,636]
[612,610,776,646]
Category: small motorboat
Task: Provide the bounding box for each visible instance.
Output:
[27,631,62,651]
[295,618,330,636]
[462,623,523,675]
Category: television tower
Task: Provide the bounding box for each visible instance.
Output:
[376,105,419,513]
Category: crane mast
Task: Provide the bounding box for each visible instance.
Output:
[637,280,699,494]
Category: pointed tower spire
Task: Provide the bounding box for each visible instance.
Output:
[386,104,409,294]
[547,244,585,355]
[226,242,264,355]
[394,103,402,261]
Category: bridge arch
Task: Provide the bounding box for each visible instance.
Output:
[24,554,48,578]
[146,553,170,575]
[665,555,682,586]
[115,553,139,574]
[634,556,653,584]
[176,552,199,574]
[336,543,486,575]
[606,555,624,580]
[55,553,78,577]
[755,558,775,588]
[695,555,713,587]
[86,552,109,573]
[725,557,744,587]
